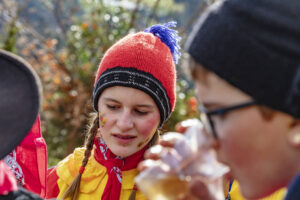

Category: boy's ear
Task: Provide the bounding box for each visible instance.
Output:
[287,120,300,147]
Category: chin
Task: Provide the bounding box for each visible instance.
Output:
[239,182,271,200]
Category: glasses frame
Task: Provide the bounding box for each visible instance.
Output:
[199,100,257,139]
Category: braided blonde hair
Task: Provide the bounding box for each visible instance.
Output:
[61,114,99,200]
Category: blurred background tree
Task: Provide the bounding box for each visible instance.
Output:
[0,0,210,166]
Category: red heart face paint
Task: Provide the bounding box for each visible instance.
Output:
[99,112,107,127]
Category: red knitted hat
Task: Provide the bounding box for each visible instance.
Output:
[93,22,181,126]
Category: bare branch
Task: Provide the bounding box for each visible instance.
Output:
[17,18,72,76]
[179,1,209,40]
[51,0,68,39]
[146,0,161,26]
[127,0,143,32]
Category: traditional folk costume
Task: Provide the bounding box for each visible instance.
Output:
[47,22,181,200]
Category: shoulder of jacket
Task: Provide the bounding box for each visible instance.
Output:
[56,147,107,193]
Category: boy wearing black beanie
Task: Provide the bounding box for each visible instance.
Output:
[184,0,300,199]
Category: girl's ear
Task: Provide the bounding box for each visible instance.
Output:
[287,120,300,147]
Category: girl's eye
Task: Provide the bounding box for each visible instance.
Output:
[135,109,148,115]
[106,104,119,110]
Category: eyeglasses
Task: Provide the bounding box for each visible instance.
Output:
[199,100,257,139]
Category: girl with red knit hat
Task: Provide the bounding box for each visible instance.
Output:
[46,22,181,200]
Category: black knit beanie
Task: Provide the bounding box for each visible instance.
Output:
[185,0,300,118]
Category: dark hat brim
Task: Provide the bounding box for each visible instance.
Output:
[0,49,41,159]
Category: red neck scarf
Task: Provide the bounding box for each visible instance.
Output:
[0,160,18,195]
[94,137,147,200]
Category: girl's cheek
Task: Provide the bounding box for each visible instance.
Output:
[137,117,159,147]
[141,117,159,135]
[99,112,107,128]
[137,137,150,148]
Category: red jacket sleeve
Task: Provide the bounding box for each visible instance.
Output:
[46,166,60,199]
[4,116,47,198]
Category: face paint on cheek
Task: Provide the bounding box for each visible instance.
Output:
[137,137,151,148]
[99,112,107,128]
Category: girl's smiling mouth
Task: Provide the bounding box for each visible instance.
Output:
[112,133,137,144]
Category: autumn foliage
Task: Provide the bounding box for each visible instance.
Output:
[0,0,204,166]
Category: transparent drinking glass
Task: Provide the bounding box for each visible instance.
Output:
[135,119,229,200]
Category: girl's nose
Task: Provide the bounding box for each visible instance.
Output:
[116,109,134,131]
